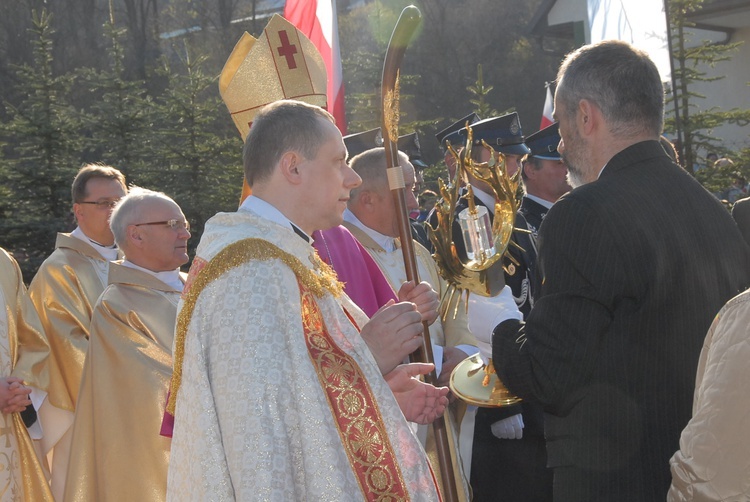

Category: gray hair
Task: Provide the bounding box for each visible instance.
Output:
[556,40,664,138]
[243,100,335,186]
[349,147,410,201]
[110,186,176,249]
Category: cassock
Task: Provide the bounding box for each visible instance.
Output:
[343,218,476,500]
[0,248,54,501]
[26,232,116,498]
[167,204,440,501]
[313,225,398,317]
[63,262,183,501]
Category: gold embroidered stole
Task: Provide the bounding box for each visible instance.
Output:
[168,237,343,415]
[298,281,410,501]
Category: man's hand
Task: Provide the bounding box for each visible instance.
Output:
[0,377,32,414]
[490,414,524,440]
[398,281,439,326]
[385,363,449,424]
[437,346,468,387]
[361,300,424,375]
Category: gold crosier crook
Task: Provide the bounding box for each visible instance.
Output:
[426,123,527,408]
[380,6,460,502]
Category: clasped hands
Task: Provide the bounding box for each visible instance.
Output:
[360,281,448,424]
[0,377,32,414]
[360,280,439,375]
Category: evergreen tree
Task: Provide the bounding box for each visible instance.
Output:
[78,10,154,181]
[146,48,242,259]
[467,64,501,119]
[666,0,750,174]
[0,10,83,279]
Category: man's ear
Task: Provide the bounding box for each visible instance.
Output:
[127,224,144,248]
[358,189,377,210]
[279,151,303,185]
[523,162,536,181]
[578,99,598,136]
[72,203,82,220]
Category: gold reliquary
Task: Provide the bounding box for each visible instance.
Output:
[426,123,527,407]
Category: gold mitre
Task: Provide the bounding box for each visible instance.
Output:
[219,14,328,141]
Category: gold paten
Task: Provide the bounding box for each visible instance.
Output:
[426,124,524,407]
[450,354,522,407]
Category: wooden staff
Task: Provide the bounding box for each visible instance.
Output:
[380,6,459,502]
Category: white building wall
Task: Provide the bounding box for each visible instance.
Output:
[690,25,750,152]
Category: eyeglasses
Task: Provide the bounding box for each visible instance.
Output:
[134,219,191,232]
[78,199,120,209]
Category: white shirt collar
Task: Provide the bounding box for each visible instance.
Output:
[524,194,554,210]
[71,227,119,261]
[472,187,496,210]
[239,196,312,243]
[121,260,184,292]
[343,208,398,253]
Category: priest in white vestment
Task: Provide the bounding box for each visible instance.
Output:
[64,188,189,501]
[167,100,447,501]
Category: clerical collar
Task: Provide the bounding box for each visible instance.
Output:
[343,208,398,253]
[71,227,119,261]
[239,196,311,243]
[472,187,496,210]
[121,260,184,292]
[524,194,554,210]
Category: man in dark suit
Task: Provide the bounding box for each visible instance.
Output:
[468,40,750,502]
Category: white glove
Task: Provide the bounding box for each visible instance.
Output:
[467,286,523,345]
[476,340,493,366]
[491,413,524,440]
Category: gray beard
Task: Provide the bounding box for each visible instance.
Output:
[566,167,585,188]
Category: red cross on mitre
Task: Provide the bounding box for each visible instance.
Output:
[276,30,298,70]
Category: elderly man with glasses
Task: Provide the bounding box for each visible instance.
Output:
[63,187,189,501]
[24,163,126,499]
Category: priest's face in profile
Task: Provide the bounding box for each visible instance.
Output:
[297,118,361,233]
[134,199,191,271]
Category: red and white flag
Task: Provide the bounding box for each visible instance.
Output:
[540,83,554,129]
[284,0,347,135]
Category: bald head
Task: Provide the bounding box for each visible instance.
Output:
[348,148,417,237]
[110,187,191,271]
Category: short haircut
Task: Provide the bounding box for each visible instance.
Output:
[71,163,126,203]
[242,100,335,186]
[349,148,410,201]
[110,186,177,249]
[556,40,664,138]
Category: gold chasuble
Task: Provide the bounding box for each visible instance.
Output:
[27,233,112,412]
[0,248,54,501]
[167,209,440,501]
[63,263,183,502]
[26,233,114,499]
[343,222,474,501]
